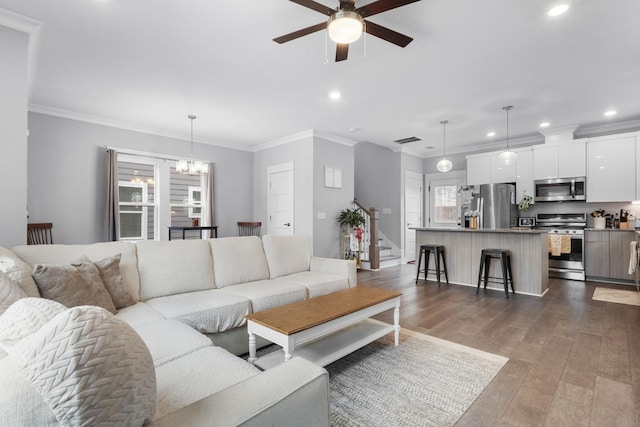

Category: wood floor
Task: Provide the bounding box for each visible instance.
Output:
[362,264,639,426]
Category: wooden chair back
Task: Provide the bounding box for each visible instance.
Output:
[27,223,53,245]
[238,222,261,237]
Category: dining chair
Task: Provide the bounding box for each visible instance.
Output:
[238,222,261,237]
[27,223,54,245]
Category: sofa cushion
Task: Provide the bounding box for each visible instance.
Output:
[93,253,137,309]
[9,305,157,426]
[137,240,215,300]
[0,246,40,297]
[0,355,58,426]
[154,346,260,420]
[32,257,117,313]
[145,289,251,334]
[114,301,166,329]
[133,319,213,367]
[218,279,307,313]
[12,242,141,301]
[280,271,350,298]
[262,235,312,279]
[209,236,270,288]
[0,270,27,316]
[0,298,66,351]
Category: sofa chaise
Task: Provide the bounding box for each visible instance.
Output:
[0,234,357,426]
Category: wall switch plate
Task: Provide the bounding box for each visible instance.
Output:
[317,212,326,219]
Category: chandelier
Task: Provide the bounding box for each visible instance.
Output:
[176,115,208,175]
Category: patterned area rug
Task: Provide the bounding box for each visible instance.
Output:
[326,329,507,427]
[593,287,640,306]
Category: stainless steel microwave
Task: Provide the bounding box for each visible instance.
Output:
[534,177,586,202]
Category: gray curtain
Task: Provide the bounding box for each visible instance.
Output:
[106,149,120,241]
[202,163,215,238]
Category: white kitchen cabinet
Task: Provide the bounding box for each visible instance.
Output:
[466,155,491,185]
[637,138,640,201]
[515,149,534,204]
[558,141,586,178]
[533,141,586,180]
[533,146,558,180]
[490,153,517,183]
[586,136,636,202]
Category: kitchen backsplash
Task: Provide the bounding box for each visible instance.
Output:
[519,201,638,228]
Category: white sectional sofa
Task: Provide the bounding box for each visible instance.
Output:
[0,235,357,426]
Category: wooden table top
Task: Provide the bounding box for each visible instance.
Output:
[245,286,402,335]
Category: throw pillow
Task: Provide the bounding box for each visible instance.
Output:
[0,270,28,316]
[10,306,157,426]
[92,254,136,309]
[32,259,116,313]
[0,298,66,352]
[0,247,41,297]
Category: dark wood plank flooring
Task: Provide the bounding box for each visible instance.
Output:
[361,264,639,426]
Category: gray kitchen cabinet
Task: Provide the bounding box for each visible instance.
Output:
[585,230,635,282]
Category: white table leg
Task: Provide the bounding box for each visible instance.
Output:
[394,299,401,346]
[248,332,257,364]
[284,337,295,362]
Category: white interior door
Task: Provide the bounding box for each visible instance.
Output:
[428,178,462,228]
[268,162,294,235]
[405,171,423,262]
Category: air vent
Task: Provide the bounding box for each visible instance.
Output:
[393,136,421,144]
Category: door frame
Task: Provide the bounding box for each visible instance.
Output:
[425,170,466,228]
[404,170,424,263]
[267,161,295,235]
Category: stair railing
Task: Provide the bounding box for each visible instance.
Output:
[353,200,380,270]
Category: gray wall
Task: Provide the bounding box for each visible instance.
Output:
[313,137,355,258]
[354,142,402,248]
[253,134,314,242]
[27,113,253,243]
[0,27,29,248]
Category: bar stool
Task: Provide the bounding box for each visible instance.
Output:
[416,245,449,287]
[477,249,514,298]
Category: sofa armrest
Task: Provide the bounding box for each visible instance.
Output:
[310,257,357,287]
[147,357,329,427]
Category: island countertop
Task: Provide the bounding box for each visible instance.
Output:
[414,227,549,296]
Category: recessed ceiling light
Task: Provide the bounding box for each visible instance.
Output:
[348,127,361,133]
[539,122,550,128]
[487,132,496,137]
[329,91,341,101]
[548,4,569,16]
[604,110,617,117]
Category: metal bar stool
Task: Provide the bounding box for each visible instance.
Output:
[477,248,515,298]
[416,244,449,287]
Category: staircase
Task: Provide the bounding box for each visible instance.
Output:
[351,200,401,270]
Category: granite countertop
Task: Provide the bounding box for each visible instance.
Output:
[411,227,548,234]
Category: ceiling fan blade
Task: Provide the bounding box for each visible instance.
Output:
[339,0,356,9]
[364,20,413,47]
[335,43,349,62]
[274,22,327,44]
[289,0,335,16]
[356,0,420,18]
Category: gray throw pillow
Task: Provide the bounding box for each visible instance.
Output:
[32,259,116,313]
[92,254,136,309]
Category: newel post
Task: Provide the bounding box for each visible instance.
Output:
[369,208,380,270]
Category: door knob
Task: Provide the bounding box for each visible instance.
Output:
[284,222,291,227]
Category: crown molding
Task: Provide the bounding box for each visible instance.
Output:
[538,124,579,138]
[252,129,357,152]
[28,103,253,152]
[0,8,42,100]
[575,117,640,139]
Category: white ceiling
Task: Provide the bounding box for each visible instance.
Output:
[2,0,640,157]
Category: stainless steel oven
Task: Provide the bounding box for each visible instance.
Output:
[536,213,586,281]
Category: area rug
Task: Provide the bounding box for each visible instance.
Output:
[593,287,640,307]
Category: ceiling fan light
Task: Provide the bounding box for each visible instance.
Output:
[437,158,453,173]
[328,11,364,44]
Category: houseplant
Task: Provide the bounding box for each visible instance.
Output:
[337,208,366,266]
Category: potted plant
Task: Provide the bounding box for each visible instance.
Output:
[337,208,366,266]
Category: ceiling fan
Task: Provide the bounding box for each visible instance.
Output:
[274,0,421,62]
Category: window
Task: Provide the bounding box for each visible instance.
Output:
[117,160,156,241]
[433,184,458,223]
[169,167,203,228]
[188,186,202,219]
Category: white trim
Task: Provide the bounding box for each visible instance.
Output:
[29,104,253,152]
[267,161,295,235]
[253,129,357,152]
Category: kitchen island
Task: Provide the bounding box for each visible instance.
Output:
[413,228,549,296]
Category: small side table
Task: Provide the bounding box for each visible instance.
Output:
[168,226,218,240]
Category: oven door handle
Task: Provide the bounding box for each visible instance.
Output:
[570,179,576,199]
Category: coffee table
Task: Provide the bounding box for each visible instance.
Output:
[246,286,402,370]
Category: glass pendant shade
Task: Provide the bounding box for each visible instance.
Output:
[328,11,364,44]
[437,158,453,172]
[437,119,453,173]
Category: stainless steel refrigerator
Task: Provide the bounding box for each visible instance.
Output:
[464,183,517,229]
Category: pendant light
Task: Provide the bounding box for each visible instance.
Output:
[498,105,517,166]
[176,115,208,175]
[436,120,453,173]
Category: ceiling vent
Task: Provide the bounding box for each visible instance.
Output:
[393,136,421,144]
